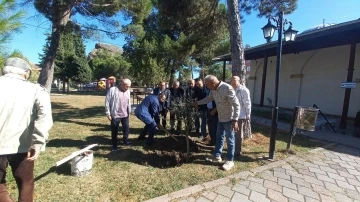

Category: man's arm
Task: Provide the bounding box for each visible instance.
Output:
[226,88,240,121]
[197,91,214,105]
[32,87,53,153]
[105,89,112,116]
[242,88,252,116]
[151,102,160,125]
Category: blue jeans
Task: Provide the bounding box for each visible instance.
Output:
[214,121,235,161]
[195,110,207,137]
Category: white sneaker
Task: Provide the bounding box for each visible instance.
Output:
[205,155,222,162]
[222,161,234,171]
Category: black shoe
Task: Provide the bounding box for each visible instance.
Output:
[209,141,216,146]
[111,147,118,152]
[138,135,146,140]
[121,141,132,146]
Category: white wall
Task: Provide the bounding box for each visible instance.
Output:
[247,44,360,117]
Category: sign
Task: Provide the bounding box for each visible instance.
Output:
[341,82,356,89]
[246,60,251,79]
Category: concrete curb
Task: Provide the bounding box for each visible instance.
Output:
[143,142,337,202]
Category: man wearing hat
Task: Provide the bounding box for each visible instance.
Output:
[0,57,53,202]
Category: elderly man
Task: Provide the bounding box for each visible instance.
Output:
[153,81,171,128]
[193,78,208,140]
[231,76,252,157]
[169,81,184,132]
[135,93,167,146]
[0,57,53,202]
[105,78,132,151]
[185,79,195,101]
[194,75,240,171]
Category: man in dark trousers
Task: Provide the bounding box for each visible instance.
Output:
[135,93,167,146]
[169,81,184,132]
[105,78,132,151]
[185,79,195,101]
[193,78,209,141]
[152,81,170,128]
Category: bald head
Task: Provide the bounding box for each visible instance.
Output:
[204,75,220,90]
[231,76,241,89]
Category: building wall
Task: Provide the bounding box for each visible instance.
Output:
[247,44,360,117]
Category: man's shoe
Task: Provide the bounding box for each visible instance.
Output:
[121,141,132,146]
[222,161,235,171]
[209,140,216,145]
[205,155,222,162]
[111,147,118,152]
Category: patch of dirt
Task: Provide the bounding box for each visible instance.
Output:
[141,136,201,168]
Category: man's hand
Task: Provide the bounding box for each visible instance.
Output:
[27,148,40,161]
[210,108,217,116]
[157,124,163,130]
[107,115,112,121]
[232,120,239,132]
[246,115,251,120]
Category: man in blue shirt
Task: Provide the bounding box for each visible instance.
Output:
[135,92,167,146]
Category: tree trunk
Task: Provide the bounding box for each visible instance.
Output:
[37,6,72,91]
[67,79,70,93]
[62,79,66,93]
[226,0,246,82]
[169,67,176,86]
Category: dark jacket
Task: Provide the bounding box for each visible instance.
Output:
[134,95,160,125]
[153,87,170,109]
[169,87,184,105]
[194,86,209,111]
[185,87,195,100]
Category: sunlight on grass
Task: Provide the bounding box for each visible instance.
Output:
[5,93,325,201]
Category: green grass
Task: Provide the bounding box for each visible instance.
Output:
[5,94,325,202]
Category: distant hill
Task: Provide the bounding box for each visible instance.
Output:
[88,43,123,60]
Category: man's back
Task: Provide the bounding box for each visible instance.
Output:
[0,75,52,154]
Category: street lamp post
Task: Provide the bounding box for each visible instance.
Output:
[261,11,298,160]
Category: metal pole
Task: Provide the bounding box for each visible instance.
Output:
[340,42,356,129]
[269,11,284,160]
[287,107,298,151]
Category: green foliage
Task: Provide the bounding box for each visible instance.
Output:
[0,0,24,49]
[89,50,131,80]
[124,0,230,85]
[239,0,298,19]
[206,63,232,81]
[39,25,92,83]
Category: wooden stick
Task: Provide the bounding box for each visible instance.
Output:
[56,144,98,167]
[161,128,179,141]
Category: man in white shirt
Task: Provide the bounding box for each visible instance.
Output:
[105,79,132,151]
[231,76,252,157]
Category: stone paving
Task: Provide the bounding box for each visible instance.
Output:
[146,144,360,202]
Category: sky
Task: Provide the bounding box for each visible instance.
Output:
[7,0,360,77]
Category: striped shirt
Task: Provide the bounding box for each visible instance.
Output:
[197,82,240,122]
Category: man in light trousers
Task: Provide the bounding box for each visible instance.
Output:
[0,57,53,202]
[194,75,240,171]
[231,76,252,157]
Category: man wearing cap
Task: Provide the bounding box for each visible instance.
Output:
[0,57,53,202]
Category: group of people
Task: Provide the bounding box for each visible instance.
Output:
[0,56,252,202]
[105,75,252,171]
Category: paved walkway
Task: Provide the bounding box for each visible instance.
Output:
[145,143,360,202]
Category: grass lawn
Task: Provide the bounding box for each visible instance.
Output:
[6,94,325,202]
